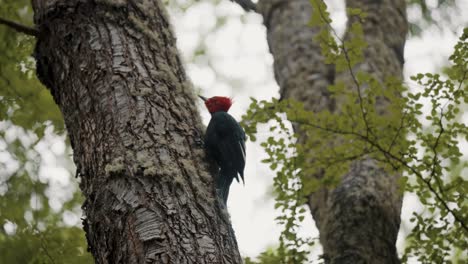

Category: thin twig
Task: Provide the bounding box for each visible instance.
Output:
[0,17,38,37]
[441,68,467,110]
[387,110,408,154]
[36,230,56,264]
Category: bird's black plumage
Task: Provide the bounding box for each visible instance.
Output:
[204,111,246,205]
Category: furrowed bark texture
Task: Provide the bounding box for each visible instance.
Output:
[258,0,407,263]
[32,0,242,263]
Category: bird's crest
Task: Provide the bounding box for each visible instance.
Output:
[200,96,233,113]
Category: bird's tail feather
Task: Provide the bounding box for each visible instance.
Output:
[217,169,236,205]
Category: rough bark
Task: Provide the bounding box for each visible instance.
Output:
[258,0,407,263]
[32,0,242,263]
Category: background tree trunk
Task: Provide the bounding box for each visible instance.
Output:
[32,0,242,263]
[257,0,408,263]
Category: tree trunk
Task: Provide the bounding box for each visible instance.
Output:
[32,0,242,263]
[257,0,407,263]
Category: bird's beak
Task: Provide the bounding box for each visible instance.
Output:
[198,95,207,102]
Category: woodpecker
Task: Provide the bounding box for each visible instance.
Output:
[199,95,246,205]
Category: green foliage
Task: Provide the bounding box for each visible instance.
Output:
[310,1,367,73]
[242,0,467,262]
[1,1,91,262]
[400,28,468,262]
[244,247,284,264]
[0,0,64,136]
[1,222,91,264]
[0,123,93,263]
[243,98,315,263]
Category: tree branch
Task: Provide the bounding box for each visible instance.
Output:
[292,118,468,232]
[230,0,257,12]
[0,17,38,37]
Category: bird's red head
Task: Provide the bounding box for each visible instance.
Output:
[199,95,233,114]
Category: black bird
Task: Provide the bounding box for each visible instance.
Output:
[199,95,246,205]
